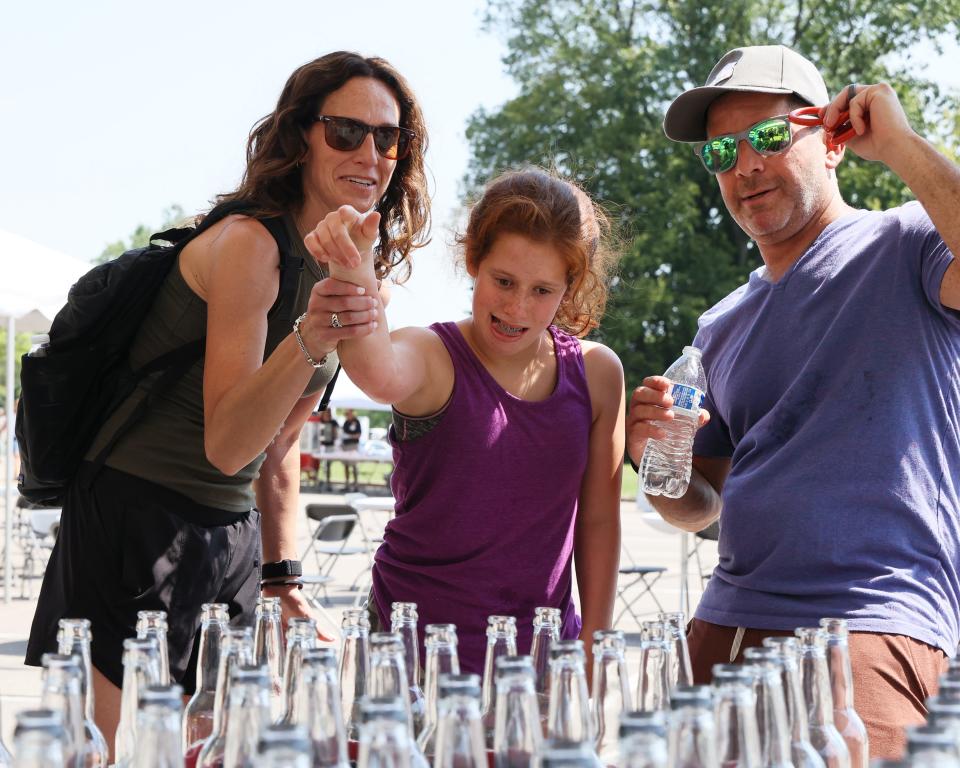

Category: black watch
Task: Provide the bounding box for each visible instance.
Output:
[261,559,303,579]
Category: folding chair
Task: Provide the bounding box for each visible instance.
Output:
[301,504,370,604]
[614,565,667,630]
[15,497,60,599]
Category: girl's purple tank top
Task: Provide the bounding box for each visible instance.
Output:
[371,321,593,674]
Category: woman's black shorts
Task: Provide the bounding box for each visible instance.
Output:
[25,464,261,693]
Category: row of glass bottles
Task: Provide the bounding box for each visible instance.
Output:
[8,602,950,767]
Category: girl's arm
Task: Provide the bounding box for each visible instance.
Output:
[574,341,626,684]
[198,217,377,474]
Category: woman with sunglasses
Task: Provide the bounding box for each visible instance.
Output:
[25,51,429,759]
[306,168,625,679]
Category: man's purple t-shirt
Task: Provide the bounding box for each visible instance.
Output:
[692,201,960,653]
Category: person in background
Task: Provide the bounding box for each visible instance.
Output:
[318,408,339,490]
[25,50,430,756]
[627,45,959,758]
[340,407,362,490]
[307,167,625,676]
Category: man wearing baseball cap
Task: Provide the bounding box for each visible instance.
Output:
[627,44,960,758]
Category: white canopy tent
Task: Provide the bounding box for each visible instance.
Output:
[0,229,89,603]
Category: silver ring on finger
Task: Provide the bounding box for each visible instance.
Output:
[330,312,343,329]
[847,82,857,101]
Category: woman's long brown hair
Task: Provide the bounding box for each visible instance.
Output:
[213,51,430,281]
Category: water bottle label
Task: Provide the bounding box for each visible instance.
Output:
[670,383,703,415]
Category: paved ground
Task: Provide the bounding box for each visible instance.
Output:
[0,489,718,748]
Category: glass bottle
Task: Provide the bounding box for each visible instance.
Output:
[12,709,66,768]
[904,724,960,768]
[299,647,350,768]
[945,658,960,683]
[793,628,850,768]
[38,653,84,768]
[416,623,460,759]
[531,608,562,727]
[741,648,795,768]
[116,637,163,768]
[546,640,601,767]
[619,711,668,768]
[819,619,868,768]
[279,618,319,725]
[196,626,255,768]
[370,633,414,732]
[368,635,430,768]
[357,696,414,768]
[926,695,960,741]
[136,611,172,685]
[434,674,487,768]
[493,656,542,768]
[538,738,605,767]
[657,613,693,688]
[592,630,632,765]
[481,616,518,746]
[223,664,272,768]
[711,664,762,768]
[0,693,10,767]
[339,608,371,741]
[183,603,229,756]
[133,684,184,768]
[257,724,312,768]
[390,602,426,737]
[760,637,825,768]
[57,618,109,767]
[254,597,285,721]
[636,622,671,712]
[940,679,960,703]
[665,685,718,768]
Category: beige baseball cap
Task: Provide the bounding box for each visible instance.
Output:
[663,45,830,142]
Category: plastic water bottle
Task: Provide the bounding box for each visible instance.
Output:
[640,346,706,499]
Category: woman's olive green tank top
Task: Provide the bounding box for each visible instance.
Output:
[86,216,337,513]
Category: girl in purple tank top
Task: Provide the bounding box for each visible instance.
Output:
[309,168,625,675]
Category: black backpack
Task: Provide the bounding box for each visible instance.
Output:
[15,200,338,506]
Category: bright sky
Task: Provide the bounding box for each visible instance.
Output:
[1,2,957,333]
[0,0,517,330]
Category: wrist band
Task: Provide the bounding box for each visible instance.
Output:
[260,579,303,590]
[262,559,303,579]
[293,313,328,368]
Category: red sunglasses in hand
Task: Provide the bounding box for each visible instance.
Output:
[788,106,858,150]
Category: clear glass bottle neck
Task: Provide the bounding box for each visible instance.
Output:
[223,679,272,767]
[435,698,486,768]
[666,704,718,768]
[493,675,541,760]
[547,660,592,743]
[132,704,182,768]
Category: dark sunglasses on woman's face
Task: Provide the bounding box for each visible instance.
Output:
[312,115,415,160]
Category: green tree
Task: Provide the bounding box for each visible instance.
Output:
[466,0,960,382]
[95,204,188,264]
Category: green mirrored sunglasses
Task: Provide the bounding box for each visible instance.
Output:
[694,115,796,175]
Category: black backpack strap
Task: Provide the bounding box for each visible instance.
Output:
[260,216,303,326]
[318,365,341,412]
